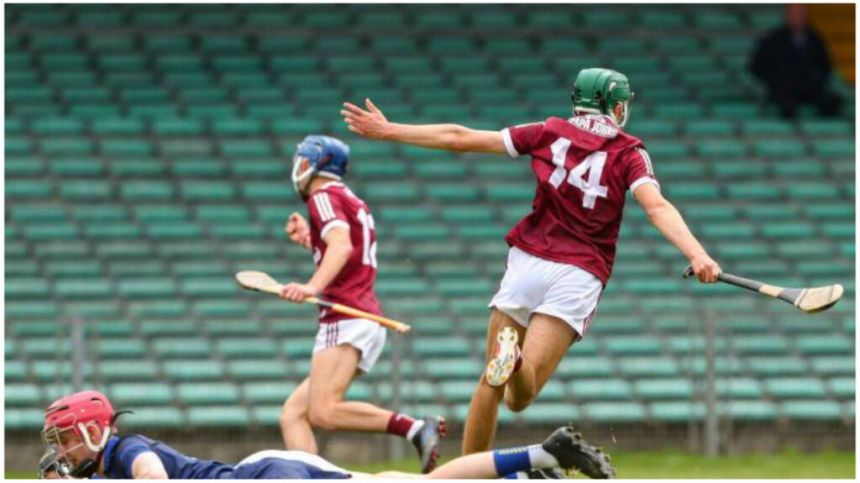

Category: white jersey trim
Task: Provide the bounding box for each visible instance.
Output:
[313,193,336,222]
[629,176,660,193]
[321,220,350,239]
[501,128,520,158]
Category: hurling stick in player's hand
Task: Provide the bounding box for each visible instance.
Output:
[682,266,843,314]
[235,270,411,333]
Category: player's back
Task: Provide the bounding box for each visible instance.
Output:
[306,182,381,322]
[102,434,234,479]
[502,115,658,284]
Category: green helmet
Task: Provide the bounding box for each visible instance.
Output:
[571,68,634,127]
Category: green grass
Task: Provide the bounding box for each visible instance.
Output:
[8,450,854,479]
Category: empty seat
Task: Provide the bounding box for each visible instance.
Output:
[111,383,174,406]
[582,402,646,422]
[764,378,827,399]
[780,400,843,420]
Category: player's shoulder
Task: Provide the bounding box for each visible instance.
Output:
[117,433,153,447]
[322,182,366,205]
[311,182,368,214]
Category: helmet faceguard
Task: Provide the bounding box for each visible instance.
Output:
[572,68,634,127]
[291,153,316,199]
[38,449,71,479]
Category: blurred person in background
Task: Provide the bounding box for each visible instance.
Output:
[750,4,843,119]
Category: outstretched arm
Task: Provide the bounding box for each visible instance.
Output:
[342,98,507,155]
[634,183,721,283]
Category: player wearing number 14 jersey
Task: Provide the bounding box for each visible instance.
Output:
[278,135,445,473]
[342,68,722,456]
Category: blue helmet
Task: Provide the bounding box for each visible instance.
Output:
[291,135,350,198]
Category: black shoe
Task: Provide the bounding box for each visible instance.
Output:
[542,426,616,479]
[410,416,447,474]
[522,468,567,479]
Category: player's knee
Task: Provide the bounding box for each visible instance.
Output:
[503,391,534,413]
[308,405,337,430]
[282,396,308,421]
[280,406,299,425]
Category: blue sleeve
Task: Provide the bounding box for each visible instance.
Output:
[113,436,155,478]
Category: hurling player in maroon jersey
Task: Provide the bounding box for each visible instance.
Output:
[279,135,445,473]
[342,68,721,454]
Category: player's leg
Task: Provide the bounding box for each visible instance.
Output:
[311,319,445,473]
[307,344,393,431]
[461,308,526,454]
[504,264,602,412]
[428,426,615,479]
[463,246,542,454]
[280,377,316,452]
[503,314,577,412]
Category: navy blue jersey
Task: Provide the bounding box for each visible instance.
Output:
[102,435,233,479]
[100,436,351,479]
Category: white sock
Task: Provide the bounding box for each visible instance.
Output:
[406,419,425,440]
[527,444,559,469]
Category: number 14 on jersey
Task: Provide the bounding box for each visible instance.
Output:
[549,138,608,209]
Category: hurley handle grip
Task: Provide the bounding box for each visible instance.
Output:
[682,265,761,292]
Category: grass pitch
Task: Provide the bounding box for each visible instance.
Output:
[7,449,854,479]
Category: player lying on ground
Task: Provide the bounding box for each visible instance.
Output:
[280,135,444,472]
[343,67,722,454]
[40,390,615,479]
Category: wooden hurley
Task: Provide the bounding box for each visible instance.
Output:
[235,270,412,333]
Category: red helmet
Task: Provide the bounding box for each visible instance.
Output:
[43,390,114,437]
[42,390,117,478]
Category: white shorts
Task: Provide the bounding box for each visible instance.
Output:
[489,246,602,339]
[236,449,352,476]
[313,318,387,373]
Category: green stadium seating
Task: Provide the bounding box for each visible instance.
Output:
[5,4,853,431]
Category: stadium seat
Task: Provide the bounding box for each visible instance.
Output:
[99,360,158,381]
[569,379,632,401]
[187,406,249,426]
[111,383,174,406]
[764,378,827,399]
[715,377,763,399]
[162,359,226,382]
[5,409,45,430]
[780,400,843,420]
[582,402,646,422]
[722,401,778,421]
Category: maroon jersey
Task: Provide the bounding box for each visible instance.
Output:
[501,115,659,285]
[306,182,381,323]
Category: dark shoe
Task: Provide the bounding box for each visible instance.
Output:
[542,426,616,479]
[410,416,447,473]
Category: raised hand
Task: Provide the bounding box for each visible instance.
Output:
[341,98,391,140]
